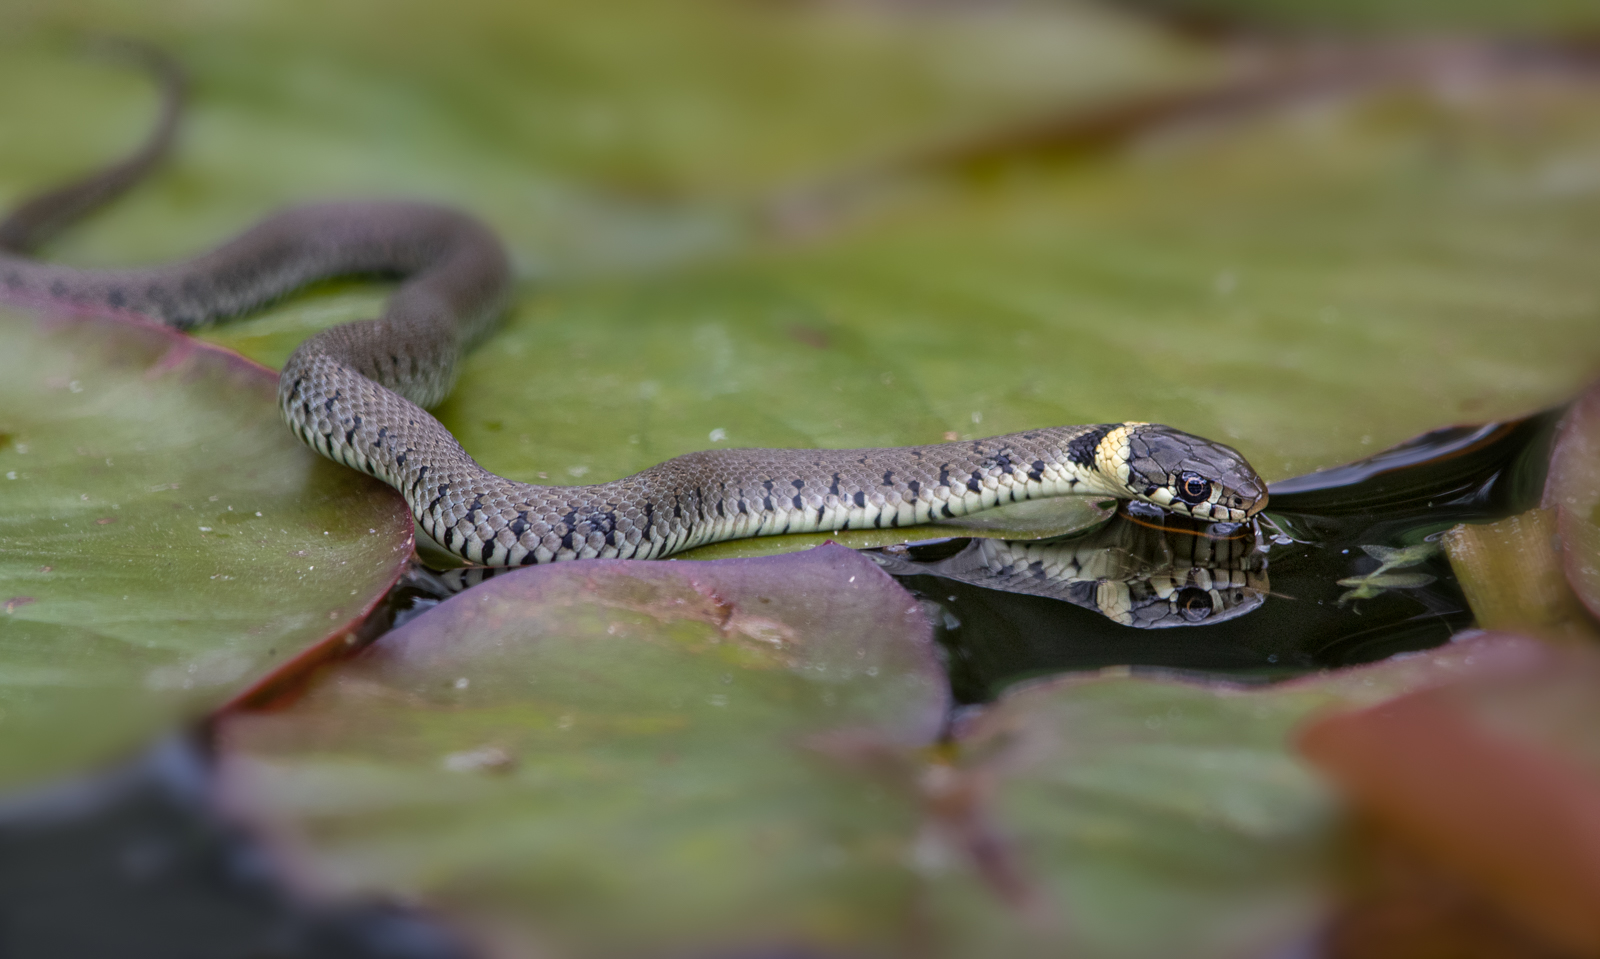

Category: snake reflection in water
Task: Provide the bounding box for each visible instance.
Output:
[0,47,1266,564]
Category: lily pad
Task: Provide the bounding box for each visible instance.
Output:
[218,544,946,957]
[0,309,411,789]
[1544,379,1600,621]
[921,632,1548,959]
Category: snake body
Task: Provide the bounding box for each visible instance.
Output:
[1,51,1268,566]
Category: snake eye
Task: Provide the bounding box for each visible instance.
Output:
[1175,471,1212,505]
[1176,586,1214,622]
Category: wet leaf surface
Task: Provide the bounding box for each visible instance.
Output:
[218,544,946,957]
[0,310,411,788]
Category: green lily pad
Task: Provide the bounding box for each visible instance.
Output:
[0,309,411,789]
[218,543,946,957]
[921,632,1550,959]
[1545,379,1600,621]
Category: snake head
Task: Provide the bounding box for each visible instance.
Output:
[1104,423,1268,522]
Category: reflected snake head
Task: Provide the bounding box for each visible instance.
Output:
[1108,424,1268,522]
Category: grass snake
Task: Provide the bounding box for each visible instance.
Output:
[1,47,1268,566]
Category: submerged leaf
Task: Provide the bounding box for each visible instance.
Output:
[0,310,411,789]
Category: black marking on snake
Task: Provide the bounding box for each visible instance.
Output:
[907,479,921,497]
[643,501,655,531]
[588,510,617,537]
[853,491,866,508]
[1028,460,1046,482]
[763,496,774,512]
[344,415,362,445]
[792,495,804,510]
[1144,484,1159,497]
[736,500,748,515]
[882,470,895,486]
[941,503,955,519]
[426,484,451,513]
[967,471,984,493]
[938,465,952,489]
[981,452,1014,475]
[559,509,580,550]
[792,479,805,490]
[442,526,455,548]
[1067,427,1109,468]
[829,473,841,496]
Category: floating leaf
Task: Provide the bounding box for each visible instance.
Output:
[0,310,411,788]
[218,544,946,957]
[921,633,1549,959]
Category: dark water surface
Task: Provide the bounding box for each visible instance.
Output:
[890,411,1560,702]
[0,410,1561,958]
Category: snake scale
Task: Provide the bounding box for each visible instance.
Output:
[0,49,1268,566]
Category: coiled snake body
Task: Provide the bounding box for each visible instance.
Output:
[1,52,1268,565]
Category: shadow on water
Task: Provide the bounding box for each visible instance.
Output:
[878,411,1562,703]
[0,410,1563,958]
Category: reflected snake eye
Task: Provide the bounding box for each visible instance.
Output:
[1175,471,1211,505]
[1176,586,1214,621]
